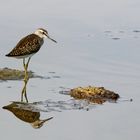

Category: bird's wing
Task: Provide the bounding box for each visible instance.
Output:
[7,34,44,57]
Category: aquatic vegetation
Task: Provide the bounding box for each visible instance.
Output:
[0,67,43,80]
[70,86,119,104]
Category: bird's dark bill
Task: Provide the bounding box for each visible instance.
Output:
[47,35,57,43]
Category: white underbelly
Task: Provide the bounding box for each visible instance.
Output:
[14,53,35,59]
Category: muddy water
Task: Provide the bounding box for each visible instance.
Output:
[0,0,140,140]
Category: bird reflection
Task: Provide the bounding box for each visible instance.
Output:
[21,72,29,102]
[3,102,53,129]
[21,70,32,103]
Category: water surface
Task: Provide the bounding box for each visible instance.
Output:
[0,0,140,140]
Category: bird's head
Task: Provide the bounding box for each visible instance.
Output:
[31,117,53,129]
[34,28,57,43]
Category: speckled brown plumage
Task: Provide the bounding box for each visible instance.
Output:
[3,102,40,123]
[6,34,44,57]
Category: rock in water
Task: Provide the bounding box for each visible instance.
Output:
[70,86,119,104]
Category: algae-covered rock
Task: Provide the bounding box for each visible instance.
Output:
[70,86,119,104]
[0,67,41,80]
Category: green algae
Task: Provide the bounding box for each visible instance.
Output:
[0,67,43,80]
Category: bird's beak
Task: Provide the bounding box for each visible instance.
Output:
[31,117,53,128]
[46,34,57,43]
[41,117,53,124]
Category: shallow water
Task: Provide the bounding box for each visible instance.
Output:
[0,0,140,140]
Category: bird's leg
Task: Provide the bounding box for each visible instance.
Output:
[25,57,31,82]
[24,89,28,103]
[23,82,28,103]
[23,58,26,70]
[21,58,26,102]
[21,57,31,102]
[21,79,28,102]
[21,90,24,102]
[26,57,31,70]
[23,57,31,83]
[23,58,27,82]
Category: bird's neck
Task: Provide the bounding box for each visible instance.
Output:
[34,31,44,39]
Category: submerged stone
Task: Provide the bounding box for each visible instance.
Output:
[70,86,119,104]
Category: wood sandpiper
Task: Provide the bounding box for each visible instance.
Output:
[6,28,57,102]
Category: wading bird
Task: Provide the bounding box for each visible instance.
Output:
[6,28,57,102]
